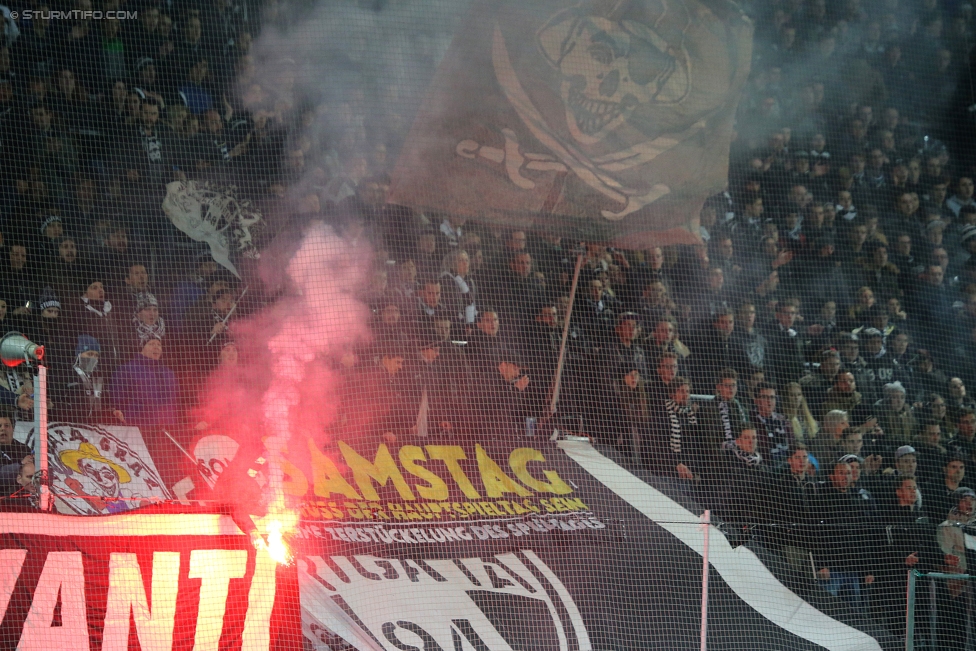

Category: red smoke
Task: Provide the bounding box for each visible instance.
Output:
[191,220,374,510]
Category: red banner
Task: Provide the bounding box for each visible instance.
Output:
[0,513,301,651]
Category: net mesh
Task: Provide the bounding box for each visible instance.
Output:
[0,0,973,648]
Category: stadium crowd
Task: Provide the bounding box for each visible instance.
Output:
[1,0,976,642]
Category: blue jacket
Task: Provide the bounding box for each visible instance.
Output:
[109,355,179,429]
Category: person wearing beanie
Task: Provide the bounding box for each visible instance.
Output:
[59,334,124,424]
[127,292,165,358]
[31,286,72,394]
[109,337,180,484]
[65,277,122,376]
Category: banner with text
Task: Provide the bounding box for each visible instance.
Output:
[294,438,883,651]
[0,513,301,650]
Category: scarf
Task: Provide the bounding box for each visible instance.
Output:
[722,440,762,466]
[81,297,111,317]
[133,314,165,345]
[718,400,734,443]
[666,399,696,453]
[440,271,470,295]
[73,365,103,398]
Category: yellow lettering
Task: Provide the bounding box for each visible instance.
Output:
[307,438,360,500]
[426,445,481,499]
[509,448,574,494]
[339,442,416,501]
[476,445,531,498]
[399,445,449,500]
[280,455,309,497]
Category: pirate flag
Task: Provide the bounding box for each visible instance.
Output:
[389,0,753,248]
[162,180,265,278]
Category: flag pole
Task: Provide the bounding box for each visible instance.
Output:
[208,285,248,344]
[548,247,585,416]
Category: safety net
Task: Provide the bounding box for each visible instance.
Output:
[0,0,973,648]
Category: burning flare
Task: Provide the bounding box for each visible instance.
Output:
[251,510,297,565]
[266,519,292,565]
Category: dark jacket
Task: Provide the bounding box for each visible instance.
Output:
[650,400,704,478]
[109,354,179,430]
[812,485,874,574]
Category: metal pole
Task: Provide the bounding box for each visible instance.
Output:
[208,285,248,343]
[701,509,710,651]
[930,577,937,649]
[37,365,49,512]
[906,570,916,651]
[548,251,585,415]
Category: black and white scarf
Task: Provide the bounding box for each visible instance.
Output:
[718,400,734,443]
[666,400,696,453]
[722,439,762,466]
[133,314,165,345]
[81,297,111,317]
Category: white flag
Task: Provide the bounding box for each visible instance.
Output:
[161,181,264,278]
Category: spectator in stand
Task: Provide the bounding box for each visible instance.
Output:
[782,382,819,444]
[813,459,875,609]
[0,243,38,318]
[913,350,950,403]
[860,327,895,390]
[59,335,124,424]
[923,393,956,440]
[109,337,178,430]
[925,455,974,523]
[730,302,766,375]
[822,371,872,425]
[935,487,975,651]
[750,382,794,463]
[644,316,691,371]
[636,279,677,327]
[650,377,702,482]
[646,352,679,411]
[126,293,166,359]
[0,406,31,471]
[404,325,474,438]
[915,421,948,485]
[412,278,450,335]
[65,278,122,375]
[877,476,932,634]
[909,265,953,365]
[439,249,478,329]
[114,263,153,320]
[690,309,744,388]
[176,286,236,366]
[947,177,976,218]
[167,255,219,330]
[946,377,976,424]
[800,348,841,419]
[715,427,767,524]
[177,57,215,116]
[947,410,976,474]
[698,368,751,456]
[811,409,854,467]
[598,313,648,455]
[123,100,182,191]
[875,381,916,449]
[762,300,805,387]
[465,309,527,438]
[835,332,878,403]
[770,442,815,563]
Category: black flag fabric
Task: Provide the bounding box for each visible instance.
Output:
[389,0,753,248]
